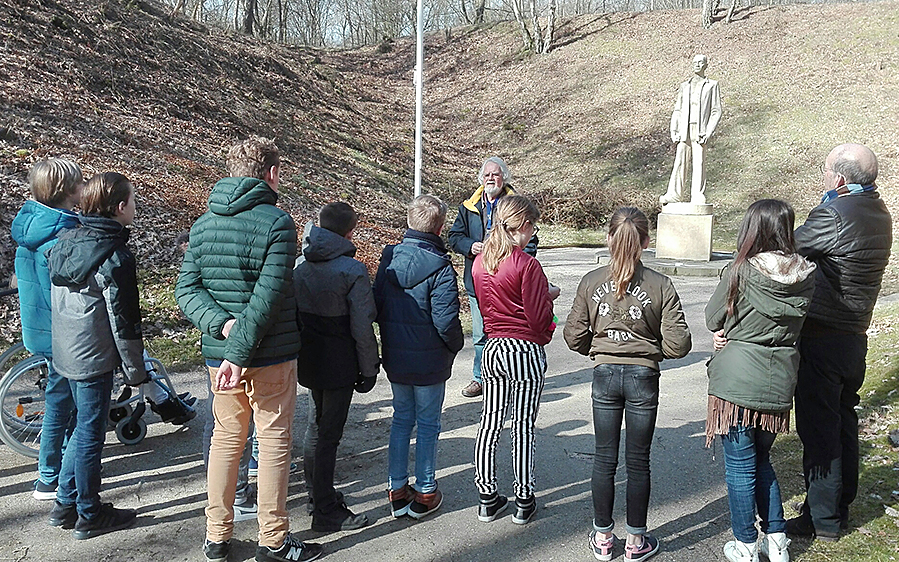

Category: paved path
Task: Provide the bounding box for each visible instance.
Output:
[0,248,739,562]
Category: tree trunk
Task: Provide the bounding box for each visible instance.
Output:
[530,0,544,54]
[243,0,257,35]
[701,0,713,28]
[474,0,487,24]
[542,0,556,53]
[725,0,737,23]
[510,0,533,51]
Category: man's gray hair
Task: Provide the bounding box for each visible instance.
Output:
[478,156,512,185]
[832,144,878,186]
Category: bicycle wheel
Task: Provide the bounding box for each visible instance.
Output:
[0,355,49,458]
[0,341,28,379]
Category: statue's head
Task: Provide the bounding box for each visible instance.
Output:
[692,54,708,77]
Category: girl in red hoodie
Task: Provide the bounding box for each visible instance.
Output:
[471,195,559,526]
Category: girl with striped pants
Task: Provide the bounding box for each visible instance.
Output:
[471,195,559,525]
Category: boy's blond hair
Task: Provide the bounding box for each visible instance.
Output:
[227,136,280,179]
[407,195,447,235]
[28,158,83,208]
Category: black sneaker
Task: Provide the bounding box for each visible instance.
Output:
[512,496,537,525]
[256,533,323,562]
[477,493,508,522]
[204,539,231,562]
[48,501,77,529]
[33,480,58,501]
[149,398,196,425]
[311,502,369,532]
[72,503,137,539]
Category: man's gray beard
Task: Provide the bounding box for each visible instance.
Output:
[484,185,503,199]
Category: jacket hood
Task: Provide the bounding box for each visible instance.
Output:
[387,230,451,288]
[742,252,816,320]
[49,215,128,287]
[462,184,517,212]
[208,177,278,216]
[303,224,356,262]
[11,200,78,250]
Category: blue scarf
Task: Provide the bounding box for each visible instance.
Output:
[821,183,876,204]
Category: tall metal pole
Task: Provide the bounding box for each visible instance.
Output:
[413,0,424,197]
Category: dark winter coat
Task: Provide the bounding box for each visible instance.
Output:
[11,200,78,357]
[48,215,146,384]
[175,177,300,367]
[294,225,379,390]
[373,230,464,386]
[447,185,537,296]
[705,252,817,412]
[794,191,892,334]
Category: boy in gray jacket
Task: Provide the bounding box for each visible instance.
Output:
[294,202,379,533]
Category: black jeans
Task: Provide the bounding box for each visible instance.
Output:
[591,364,660,535]
[795,333,867,534]
[311,386,355,515]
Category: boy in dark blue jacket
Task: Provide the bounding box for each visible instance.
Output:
[374,195,464,519]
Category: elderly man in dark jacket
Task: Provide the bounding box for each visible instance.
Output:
[448,157,537,398]
[786,143,893,542]
[374,195,464,520]
[176,137,321,562]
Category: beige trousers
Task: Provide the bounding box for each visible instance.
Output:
[205,360,297,548]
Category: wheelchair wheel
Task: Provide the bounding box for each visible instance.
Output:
[0,355,49,459]
[108,404,133,425]
[115,416,146,446]
[0,341,29,380]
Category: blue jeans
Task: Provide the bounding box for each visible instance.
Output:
[469,295,487,384]
[591,364,659,535]
[388,382,446,493]
[721,425,785,543]
[56,372,113,519]
[38,365,76,486]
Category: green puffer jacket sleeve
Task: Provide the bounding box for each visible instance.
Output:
[224,212,297,365]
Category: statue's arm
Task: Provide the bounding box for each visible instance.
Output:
[704,81,723,140]
[670,85,683,143]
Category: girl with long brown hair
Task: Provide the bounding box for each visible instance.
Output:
[471,195,559,526]
[564,207,692,562]
[705,199,816,562]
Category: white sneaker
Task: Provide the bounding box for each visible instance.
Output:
[759,532,790,562]
[724,539,758,562]
[233,492,258,522]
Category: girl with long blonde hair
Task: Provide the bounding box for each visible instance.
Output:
[471,195,559,526]
[564,207,692,562]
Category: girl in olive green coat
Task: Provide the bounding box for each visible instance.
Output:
[705,200,816,562]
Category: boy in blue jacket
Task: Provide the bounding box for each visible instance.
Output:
[373,195,464,519]
[12,159,82,501]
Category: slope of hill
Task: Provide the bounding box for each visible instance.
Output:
[1,0,897,343]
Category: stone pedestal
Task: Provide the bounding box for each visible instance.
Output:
[656,203,713,261]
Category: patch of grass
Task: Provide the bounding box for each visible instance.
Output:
[772,302,899,561]
[539,224,606,248]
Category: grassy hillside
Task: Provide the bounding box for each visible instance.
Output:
[1,0,897,347]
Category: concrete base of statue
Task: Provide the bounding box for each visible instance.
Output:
[656,203,713,261]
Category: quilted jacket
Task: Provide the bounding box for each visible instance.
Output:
[175,177,300,367]
[11,200,78,356]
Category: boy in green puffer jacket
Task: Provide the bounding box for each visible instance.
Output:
[176,137,321,562]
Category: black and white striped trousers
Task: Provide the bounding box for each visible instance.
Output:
[474,337,547,499]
